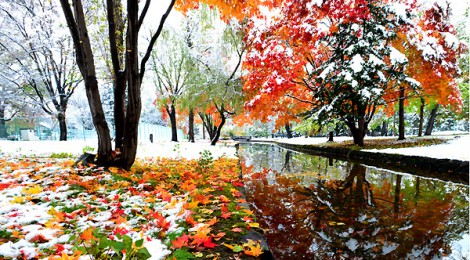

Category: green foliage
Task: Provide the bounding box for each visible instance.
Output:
[0,229,12,239]
[197,150,213,169]
[294,118,321,136]
[82,145,95,153]
[70,228,151,260]
[61,204,86,213]
[170,249,194,260]
[50,152,74,158]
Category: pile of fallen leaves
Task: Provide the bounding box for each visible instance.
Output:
[0,154,264,259]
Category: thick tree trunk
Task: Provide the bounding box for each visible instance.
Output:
[328,131,334,142]
[114,73,126,150]
[188,108,195,143]
[381,121,388,136]
[418,98,425,137]
[59,0,113,164]
[107,0,126,150]
[85,76,113,164]
[120,1,141,170]
[398,86,405,140]
[58,112,67,141]
[168,104,178,142]
[424,105,439,136]
[285,124,293,139]
[347,118,367,146]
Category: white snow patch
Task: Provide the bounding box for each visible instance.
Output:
[320,63,335,79]
[389,47,407,65]
[350,54,364,73]
[144,239,171,260]
[369,54,384,66]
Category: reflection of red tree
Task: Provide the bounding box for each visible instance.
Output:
[241,162,457,259]
[242,165,317,258]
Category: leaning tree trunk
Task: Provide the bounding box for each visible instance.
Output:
[199,112,216,141]
[418,98,425,137]
[58,112,67,141]
[211,114,226,146]
[398,85,405,140]
[120,1,141,170]
[168,104,178,142]
[85,76,113,165]
[59,0,113,165]
[188,108,195,143]
[285,124,293,139]
[424,105,439,136]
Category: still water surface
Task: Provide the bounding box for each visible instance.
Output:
[237,143,469,259]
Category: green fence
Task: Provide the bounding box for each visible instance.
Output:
[0,117,183,142]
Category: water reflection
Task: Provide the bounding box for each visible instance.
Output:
[238,143,469,259]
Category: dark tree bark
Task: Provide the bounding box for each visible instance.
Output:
[107,0,126,150]
[346,117,368,146]
[188,108,195,143]
[418,98,425,137]
[381,120,388,136]
[398,85,405,140]
[58,112,67,141]
[285,124,293,138]
[328,131,334,142]
[282,151,292,172]
[338,164,373,207]
[60,0,113,164]
[199,112,217,141]
[211,112,226,146]
[424,105,439,136]
[415,177,420,202]
[393,174,402,218]
[60,0,175,169]
[167,104,178,142]
[120,0,142,170]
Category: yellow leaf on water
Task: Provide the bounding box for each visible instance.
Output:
[193,252,203,257]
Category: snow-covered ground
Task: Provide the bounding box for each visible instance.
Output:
[0,139,238,160]
[254,132,470,161]
[0,132,468,161]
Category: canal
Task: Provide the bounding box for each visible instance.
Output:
[237,143,469,259]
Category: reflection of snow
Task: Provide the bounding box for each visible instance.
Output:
[382,242,399,255]
[346,238,359,251]
[449,234,470,259]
